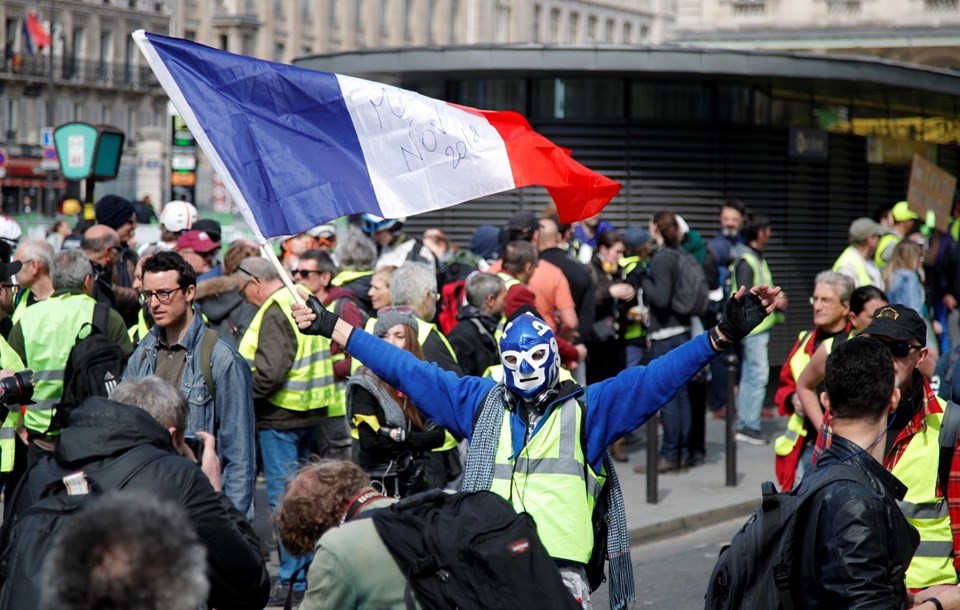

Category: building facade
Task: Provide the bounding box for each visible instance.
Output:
[0,1,169,215]
[673,0,960,69]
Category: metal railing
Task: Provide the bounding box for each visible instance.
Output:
[927,0,959,10]
[0,55,159,90]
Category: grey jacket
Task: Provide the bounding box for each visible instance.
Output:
[123,311,256,518]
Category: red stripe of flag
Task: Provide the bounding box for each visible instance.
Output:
[452,104,620,223]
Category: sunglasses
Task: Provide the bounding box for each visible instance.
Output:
[292,269,321,278]
[882,341,922,359]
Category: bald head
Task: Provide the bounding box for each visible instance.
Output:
[81,224,120,267]
[537,218,561,251]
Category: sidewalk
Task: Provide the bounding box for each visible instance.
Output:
[618,409,787,546]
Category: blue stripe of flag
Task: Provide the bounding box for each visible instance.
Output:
[144,32,383,237]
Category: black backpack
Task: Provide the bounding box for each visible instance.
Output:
[0,444,169,610]
[670,249,710,317]
[704,464,867,610]
[357,489,581,610]
[54,303,128,431]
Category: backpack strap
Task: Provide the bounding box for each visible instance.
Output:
[940,400,960,500]
[91,302,110,335]
[37,444,169,499]
[199,329,220,403]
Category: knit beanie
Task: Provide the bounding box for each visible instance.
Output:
[94,195,135,230]
[373,308,418,338]
[469,225,500,261]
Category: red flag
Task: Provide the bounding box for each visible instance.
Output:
[26,12,50,50]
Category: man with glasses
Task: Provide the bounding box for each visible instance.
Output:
[81,224,138,324]
[292,249,367,461]
[8,249,132,460]
[813,304,960,599]
[123,251,256,520]
[772,271,853,489]
[235,256,336,605]
[10,239,54,326]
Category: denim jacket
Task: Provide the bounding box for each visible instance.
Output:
[124,311,256,519]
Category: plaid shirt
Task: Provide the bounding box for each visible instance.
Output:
[814,376,960,582]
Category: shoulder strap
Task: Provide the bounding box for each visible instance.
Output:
[92,302,110,334]
[199,329,220,403]
[946,344,960,385]
[940,400,960,500]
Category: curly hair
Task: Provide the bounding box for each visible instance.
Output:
[273,460,371,557]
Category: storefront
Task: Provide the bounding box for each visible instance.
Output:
[0,146,65,215]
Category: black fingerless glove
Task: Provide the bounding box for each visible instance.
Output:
[301,295,339,338]
[718,291,769,343]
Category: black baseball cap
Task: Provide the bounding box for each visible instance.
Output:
[507,211,539,241]
[192,219,222,243]
[0,261,21,281]
[862,304,927,347]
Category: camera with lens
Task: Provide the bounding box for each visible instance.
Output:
[0,369,34,407]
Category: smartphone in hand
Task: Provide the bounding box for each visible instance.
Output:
[184,435,204,465]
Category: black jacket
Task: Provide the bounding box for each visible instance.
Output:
[789,435,918,609]
[447,305,500,377]
[5,397,270,610]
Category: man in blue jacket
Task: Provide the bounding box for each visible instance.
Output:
[293,283,779,610]
[124,251,256,518]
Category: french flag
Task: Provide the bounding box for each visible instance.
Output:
[133,31,620,241]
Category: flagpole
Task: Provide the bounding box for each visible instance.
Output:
[259,242,305,306]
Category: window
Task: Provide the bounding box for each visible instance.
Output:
[126,108,136,140]
[301,0,311,21]
[329,0,339,27]
[184,29,196,41]
[219,34,228,51]
[621,21,632,44]
[639,24,649,40]
[71,28,85,59]
[604,19,614,43]
[426,0,435,43]
[631,83,712,121]
[450,0,460,43]
[404,0,413,40]
[380,0,389,35]
[99,31,113,81]
[495,1,510,42]
[102,105,112,125]
[272,42,285,62]
[549,9,560,44]
[355,0,364,32]
[2,97,18,140]
[534,78,624,119]
[125,37,136,83]
[568,12,579,44]
[450,78,527,113]
[242,35,254,56]
[732,0,765,16]
[532,4,541,42]
[587,15,597,42]
[73,102,83,121]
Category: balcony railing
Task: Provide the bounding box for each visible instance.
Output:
[828,0,861,14]
[732,1,765,17]
[1,55,159,90]
[927,0,959,10]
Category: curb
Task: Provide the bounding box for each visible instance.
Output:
[627,499,759,547]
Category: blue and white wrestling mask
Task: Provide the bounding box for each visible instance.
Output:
[499,313,560,400]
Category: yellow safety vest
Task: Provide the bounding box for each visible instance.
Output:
[731,250,780,336]
[875,233,901,269]
[490,397,604,563]
[238,288,334,411]
[619,256,644,341]
[127,309,151,344]
[892,399,957,589]
[0,337,25,473]
[331,269,373,287]
[11,288,31,326]
[772,331,819,458]
[352,317,458,373]
[20,293,98,435]
[832,246,874,288]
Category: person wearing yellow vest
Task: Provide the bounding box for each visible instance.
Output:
[235,256,334,603]
[330,225,378,316]
[730,215,789,446]
[345,309,454,497]
[814,305,960,595]
[833,217,885,289]
[294,280,781,610]
[875,201,920,270]
[389,261,462,376]
[772,271,853,490]
[293,249,367,462]
[122,251,256,519]
[8,249,132,458]
[0,258,27,499]
[10,239,54,327]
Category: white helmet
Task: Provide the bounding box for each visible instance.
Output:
[0,216,22,244]
[160,200,198,233]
